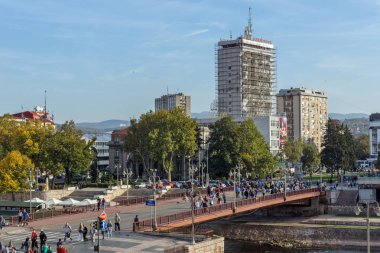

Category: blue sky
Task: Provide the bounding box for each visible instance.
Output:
[0,0,379,122]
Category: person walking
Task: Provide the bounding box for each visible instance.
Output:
[101,220,106,239]
[82,225,88,241]
[133,215,139,232]
[114,213,121,231]
[101,198,106,210]
[39,229,47,248]
[78,223,84,241]
[63,223,72,242]
[30,229,38,250]
[90,224,96,244]
[17,209,23,227]
[22,209,29,226]
[0,216,5,230]
[106,221,112,239]
[97,198,101,211]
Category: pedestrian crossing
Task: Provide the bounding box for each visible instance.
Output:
[0,230,83,248]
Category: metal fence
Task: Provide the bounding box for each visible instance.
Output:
[116,186,234,206]
[137,188,323,231]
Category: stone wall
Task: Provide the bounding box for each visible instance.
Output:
[210,222,379,248]
[0,189,75,202]
[184,237,224,253]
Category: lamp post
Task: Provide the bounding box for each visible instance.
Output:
[189,164,198,245]
[206,144,209,187]
[115,163,121,188]
[200,162,206,187]
[29,168,32,216]
[149,169,160,231]
[354,200,380,253]
[124,167,133,200]
[229,165,241,213]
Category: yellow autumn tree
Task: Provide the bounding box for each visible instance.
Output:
[0,151,33,193]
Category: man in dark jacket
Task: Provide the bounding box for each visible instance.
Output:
[39,229,47,247]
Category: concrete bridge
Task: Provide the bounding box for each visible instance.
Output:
[137,188,325,232]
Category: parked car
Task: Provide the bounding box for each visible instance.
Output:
[134,180,147,189]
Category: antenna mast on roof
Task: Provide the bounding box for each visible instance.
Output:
[244,7,253,39]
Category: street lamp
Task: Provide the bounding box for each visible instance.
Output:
[149,169,160,231]
[200,162,206,187]
[28,168,33,216]
[354,200,380,253]
[115,163,121,187]
[189,163,198,245]
[229,165,241,214]
[123,167,133,200]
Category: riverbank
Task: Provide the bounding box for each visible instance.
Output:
[209,215,380,250]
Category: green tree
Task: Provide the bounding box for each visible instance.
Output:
[354,134,370,160]
[0,151,33,193]
[301,143,320,178]
[208,116,241,178]
[50,121,94,185]
[239,120,275,178]
[284,138,303,166]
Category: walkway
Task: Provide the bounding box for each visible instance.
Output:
[138,188,324,232]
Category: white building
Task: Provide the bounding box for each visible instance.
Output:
[196,115,286,155]
[369,113,380,159]
[83,133,111,171]
[155,93,191,116]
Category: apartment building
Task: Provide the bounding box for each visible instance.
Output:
[155,93,191,116]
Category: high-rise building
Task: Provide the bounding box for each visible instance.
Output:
[276,87,328,151]
[369,113,380,159]
[155,93,191,116]
[216,11,276,117]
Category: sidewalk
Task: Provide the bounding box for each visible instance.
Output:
[26,197,184,229]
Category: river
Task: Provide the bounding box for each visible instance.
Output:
[224,240,380,253]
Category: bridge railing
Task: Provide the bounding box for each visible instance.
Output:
[117,186,234,206]
[137,187,323,231]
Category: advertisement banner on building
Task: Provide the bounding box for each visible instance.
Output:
[279,116,287,144]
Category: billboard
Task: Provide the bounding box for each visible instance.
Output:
[279,116,287,144]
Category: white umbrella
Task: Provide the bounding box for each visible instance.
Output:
[75,199,97,206]
[58,198,80,206]
[24,198,45,203]
[46,198,62,206]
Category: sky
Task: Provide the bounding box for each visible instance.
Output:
[0,0,379,123]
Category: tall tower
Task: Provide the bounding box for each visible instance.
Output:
[216,10,276,117]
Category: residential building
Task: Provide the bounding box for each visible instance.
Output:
[276,87,328,151]
[216,12,276,117]
[108,128,130,176]
[155,93,191,116]
[83,133,111,171]
[196,115,286,155]
[369,113,380,159]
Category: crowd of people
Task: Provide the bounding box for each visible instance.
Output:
[0,212,124,253]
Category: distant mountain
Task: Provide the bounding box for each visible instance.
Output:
[74,120,130,133]
[329,113,369,121]
[191,111,213,119]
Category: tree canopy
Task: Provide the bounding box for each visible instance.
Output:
[208,117,275,178]
[321,118,356,177]
[125,108,197,181]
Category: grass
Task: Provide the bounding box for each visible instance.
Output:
[336,214,380,219]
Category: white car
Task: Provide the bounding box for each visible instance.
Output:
[135,181,147,188]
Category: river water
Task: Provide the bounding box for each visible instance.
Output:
[224,240,380,253]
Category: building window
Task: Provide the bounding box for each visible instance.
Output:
[115,135,120,142]
[115,151,119,158]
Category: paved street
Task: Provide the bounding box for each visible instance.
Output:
[0,192,235,252]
